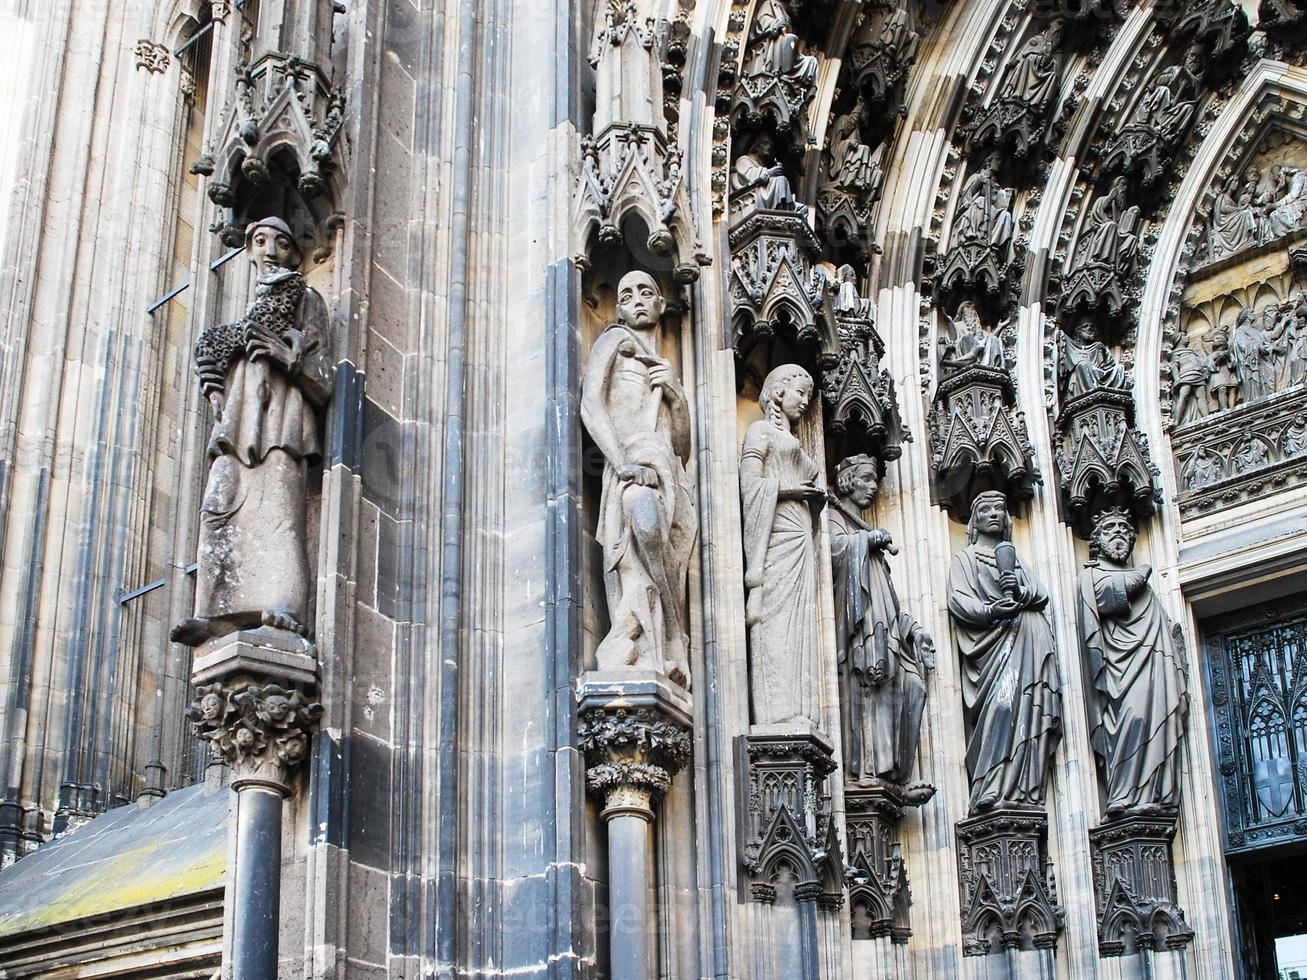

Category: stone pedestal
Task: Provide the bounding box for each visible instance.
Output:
[187,628,322,980]
[576,671,692,980]
[737,725,844,909]
[1089,814,1193,956]
[956,807,1063,956]
[845,782,934,942]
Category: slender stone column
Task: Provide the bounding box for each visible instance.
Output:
[187,630,321,980]
[577,672,692,980]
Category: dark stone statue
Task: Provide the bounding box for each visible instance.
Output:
[173,217,333,646]
[947,492,1063,813]
[1078,510,1190,817]
[829,455,934,787]
[1057,317,1127,400]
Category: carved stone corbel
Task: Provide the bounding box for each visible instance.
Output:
[957,808,1064,955]
[845,784,933,942]
[189,682,321,795]
[1089,816,1193,956]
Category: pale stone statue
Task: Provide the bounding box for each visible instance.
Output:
[741,364,825,726]
[953,155,1013,250]
[172,218,333,647]
[830,455,934,785]
[1186,451,1222,489]
[826,262,874,319]
[946,492,1063,813]
[1233,437,1269,473]
[1208,174,1259,260]
[1208,329,1240,411]
[1275,294,1307,389]
[828,99,883,194]
[742,0,818,87]
[940,300,1005,376]
[1167,331,1212,425]
[1078,509,1189,817]
[581,271,697,686]
[1058,317,1127,400]
[1286,417,1307,456]
[1262,162,1307,239]
[732,133,804,214]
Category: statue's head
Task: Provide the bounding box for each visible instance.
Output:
[1183,45,1203,74]
[245,217,304,272]
[759,363,814,424]
[1110,175,1128,197]
[751,133,777,163]
[615,271,665,329]
[966,490,1012,544]
[835,454,879,508]
[1090,507,1136,564]
[1073,317,1097,343]
[1236,306,1255,327]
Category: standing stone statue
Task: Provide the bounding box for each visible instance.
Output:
[581,271,697,686]
[742,0,818,87]
[1208,328,1240,411]
[946,492,1063,812]
[1078,510,1189,817]
[172,217,333,647]
[741,364,825,726]
[1166,330,1212,425]
[1230,305,1283,403]
[830,455,935,786]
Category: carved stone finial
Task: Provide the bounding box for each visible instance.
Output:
[188,681,322,795]
[134,41,171,74]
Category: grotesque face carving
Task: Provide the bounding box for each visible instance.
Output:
[615,271,665,329]
[1094,514,1136,564]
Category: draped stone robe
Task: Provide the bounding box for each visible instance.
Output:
[1079,561,1190,814]
[947,544,1063,809]
[741,419,821,726]
[191,270,333,638]
[830,509,926,783]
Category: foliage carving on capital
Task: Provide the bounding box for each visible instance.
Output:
[134,41,171,74]
[577,706,691,814]
[188,682,322,793]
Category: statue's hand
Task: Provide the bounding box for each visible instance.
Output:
[1138,563,1153,581]
[247,329,298,373]
[869,529,894,551]
[998,571,1019,596]
[988,597,1021,623]
[617,462,658,488]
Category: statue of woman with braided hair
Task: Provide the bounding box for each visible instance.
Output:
[172,217,333,646]
[740,364,825,725]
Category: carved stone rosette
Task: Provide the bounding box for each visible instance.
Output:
[956,808,1064,956]
[928,365,1038,521]
[1089,815,1193,956]
[188,681,322,795]
[845,784,932,942]
[576,700,692,821]
[1055,387,1161,536]
[738,731,844,909]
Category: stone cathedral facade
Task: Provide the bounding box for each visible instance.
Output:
[4,0,1307,977]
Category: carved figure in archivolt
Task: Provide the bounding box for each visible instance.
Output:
[1078,510,1189,817]
[830,455,935,786]
[940,155,1013,296]
[1063,177,1140,312]
[947,493,1063,813]
[733,133,804,213]
[828,99,884,195]
[970,20,1062,159]
[1208,174,1261,260]
[172,218,333,647]
[1166,330,1212,425]
[743,0,817,88]
[1230,305,1284,402]
[741,364,826,726]
[581,272,697,686]
[1057,318,1127,401]
[940,301,1006,376]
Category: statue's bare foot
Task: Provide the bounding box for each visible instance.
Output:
[972,792,998,813]
[1106,801,1128,819]
[170,618,213,647]
[261,608,309,636]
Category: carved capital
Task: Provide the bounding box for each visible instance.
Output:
[209,0,232,23]
[134,40,171,74]
[188,681,322,796]
[577,675,692,823]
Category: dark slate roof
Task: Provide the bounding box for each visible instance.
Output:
[0,782,228,938]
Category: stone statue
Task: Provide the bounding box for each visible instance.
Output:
[1065,176,1140,309]
[1208,329,1240,411]
[172,218,333,647]
[1230,305,1283,403]
[1276,294,1307,388]
[1167,331,1212,425]
[939,154,1013,296]
[946,492,1063,813]
[1207,174,1260,260]
[742,0,817,88]
[829,455,934,786]
[1186,451,1222,489]
[1001,22,1062,112]
[580,271,697,686]
[969,20,1062,160]
[1262,162,1307,239]
[732,133,805,214]
[940,300,1006,376]
[825,262,874,319]
[1078,510,1189,817]
[1057,317,1128,400]
[1233,437,1269,473]
[741,364,825,726]
[828,99,883,194]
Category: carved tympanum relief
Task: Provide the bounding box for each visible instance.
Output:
[581,272,697,687]
[173,218,333,648]
[1199,135,1307,266]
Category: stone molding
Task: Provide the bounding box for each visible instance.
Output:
[134,41,171,75]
